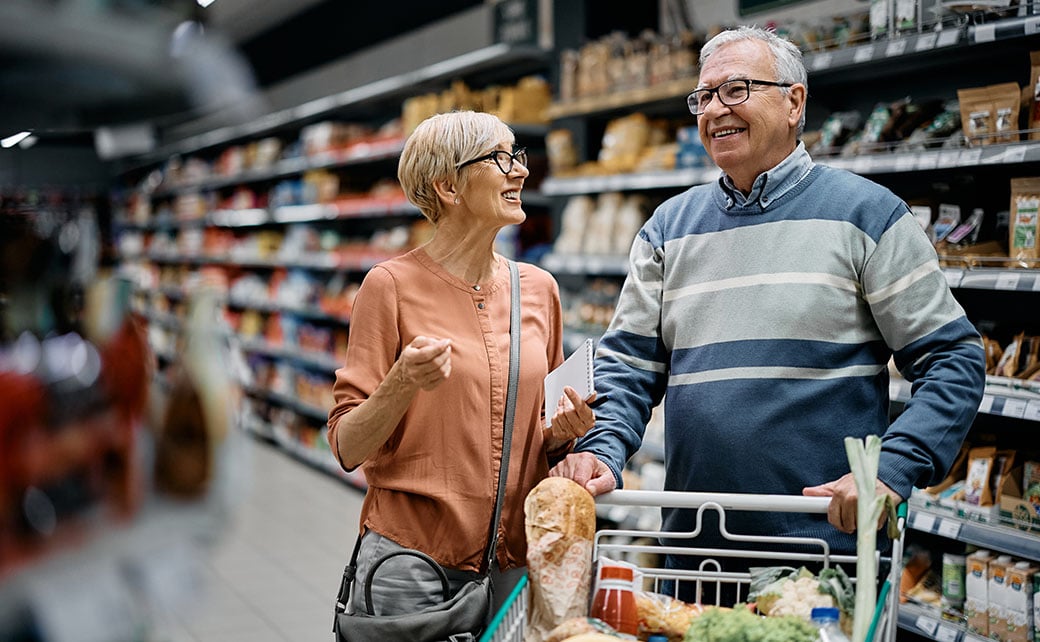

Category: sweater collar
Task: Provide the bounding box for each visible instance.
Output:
[718,141,814,210]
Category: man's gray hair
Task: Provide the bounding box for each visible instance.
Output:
[699,25,808,134]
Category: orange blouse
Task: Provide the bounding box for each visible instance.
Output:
[327,248,565,572]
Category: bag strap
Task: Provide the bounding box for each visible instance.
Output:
[484,259,520,572]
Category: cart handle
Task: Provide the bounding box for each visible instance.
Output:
[596,489,831,513]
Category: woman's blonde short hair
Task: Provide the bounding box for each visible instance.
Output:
[398,111,515,223]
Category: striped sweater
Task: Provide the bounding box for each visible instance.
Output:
[576,151,986,552]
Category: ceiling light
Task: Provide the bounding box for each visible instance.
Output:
[1,131,32,148]
[197,0,217,7]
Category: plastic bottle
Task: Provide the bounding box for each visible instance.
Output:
[589,565,639,635]
[811,606,851,642]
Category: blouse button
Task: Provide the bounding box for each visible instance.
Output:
[477,302,485,309]
[473,285,481,291]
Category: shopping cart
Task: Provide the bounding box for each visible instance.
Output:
[480,489,906,642]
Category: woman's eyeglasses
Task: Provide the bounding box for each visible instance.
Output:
[687,79,793,115]
[457,147,528,174]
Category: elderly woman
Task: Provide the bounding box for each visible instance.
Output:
[327,110,594,621]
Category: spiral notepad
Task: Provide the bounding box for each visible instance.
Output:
[543,337,594,426]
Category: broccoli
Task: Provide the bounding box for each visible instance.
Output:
[682,606,818,642]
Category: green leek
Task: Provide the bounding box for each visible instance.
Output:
[844,435,886,642]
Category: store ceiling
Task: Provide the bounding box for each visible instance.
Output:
[0,0,481,148]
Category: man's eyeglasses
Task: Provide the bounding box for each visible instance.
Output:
[457,147,528,174]
[687,79,793,116]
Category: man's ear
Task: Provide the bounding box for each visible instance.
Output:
[432,180,456,206]
[787,84,807,129]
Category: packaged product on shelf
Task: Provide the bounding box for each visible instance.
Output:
[583,192,623,255]
[1005,561,1037,642]
[1029,51,1040,141]
[966,550,995,636]
[1010,177,1040,266]
[964,446,996,506]
[998,461,1040,533]
[932,204,962,245]
[598,113,652,174]
[546,129,579,176]
[942,552,967,622]
[989,554,1015,634]
[958,83,1022,146]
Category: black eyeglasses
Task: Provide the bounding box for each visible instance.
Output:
[457,147,528,174]
[687,79,793,115]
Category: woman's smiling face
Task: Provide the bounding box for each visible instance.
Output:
[696,38,805,193]
[458,139,528,228]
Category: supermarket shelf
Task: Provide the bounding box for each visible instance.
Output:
[897,601,988,642]
[941,266,1040,291]
[243,421,367,492]
[541,167,720,195]
[804,27,965,75]
[890,376,1040,422]
[541,252,629,276]
[817,141,1040,176]
[968,13,1040,43]
[145,250,402,272]
[237,338,341,374]
[545,76,699,120]
[143,42,552,160]
[152,137,406,197]
[906,505,1040,561]
[242,385,329,422]
[225,296,350,325]
[116,199,419,231]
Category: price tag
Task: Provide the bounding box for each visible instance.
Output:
[917,153,939,170]
[938,150,961,168]
[1024,400,1040,421]
[912,511,936,533]
[937,29,960,47]
[943,269,963,288]
[936,624,960,642]
[813,52,833,70]
[1026,16,1040,35]
[1034,275,1040,292]
[996,272,1021,290]
[961,148,983,165]
[886,39,908,57]
[1002,398,1028,419]
[586,255,604,273]
[974,24,996,42]
[854,45,875,63]
[979,395,995,414]
[915,615,939,635]
[1005,145,1028,164]
[938,518,962,539]
[915,33,938,51]
[895,154,917,171]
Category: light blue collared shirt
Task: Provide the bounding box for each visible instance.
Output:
[719,141,815,210]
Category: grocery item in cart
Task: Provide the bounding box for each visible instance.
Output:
[524,477,597,642]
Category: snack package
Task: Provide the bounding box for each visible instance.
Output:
[1009,177,1040,266]
[964,446,996,506]
[524,477,597,642]
[1030,51,1040,141]
[634,591,705,642]
[958,83,1022,146]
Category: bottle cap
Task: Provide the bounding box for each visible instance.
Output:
[599,565,634,581]
[647,636,669,642]
[811,606,840,621]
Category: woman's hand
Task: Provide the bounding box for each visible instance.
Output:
[396,336,452,391]
[543,386,595,452]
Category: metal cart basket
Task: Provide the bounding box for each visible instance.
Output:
[481,489,905,642]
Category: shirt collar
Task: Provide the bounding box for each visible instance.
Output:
[719,141,814,210]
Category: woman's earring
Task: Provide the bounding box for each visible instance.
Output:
[454,197,459,205]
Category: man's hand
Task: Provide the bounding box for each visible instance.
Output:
[803,474,903,534]
[397,336,452,390]
[544,386,595,451]
[549,452,616,496]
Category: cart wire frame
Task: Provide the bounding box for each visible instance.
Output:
[480,489,905,642]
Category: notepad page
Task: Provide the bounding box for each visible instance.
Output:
[543,337,594,426]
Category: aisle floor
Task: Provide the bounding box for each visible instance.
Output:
[152,436,364,642]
